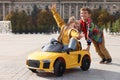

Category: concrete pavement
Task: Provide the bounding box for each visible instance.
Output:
[0,33,120,80]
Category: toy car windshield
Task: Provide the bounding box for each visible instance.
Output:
[41,40,63,52]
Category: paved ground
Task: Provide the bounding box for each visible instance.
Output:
[0,33,120,80]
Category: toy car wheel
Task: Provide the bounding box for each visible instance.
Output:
[29,68,37,73]
[81,55,91,71]
[54,60,66,77]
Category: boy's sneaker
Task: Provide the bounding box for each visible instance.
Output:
[104,58,112,64]
[99,58,106,64]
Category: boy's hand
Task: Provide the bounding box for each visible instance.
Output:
[77,32,84,39]
[83,45,90,51]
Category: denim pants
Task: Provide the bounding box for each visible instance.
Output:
[50,38,77,51]
[63,38,77,50]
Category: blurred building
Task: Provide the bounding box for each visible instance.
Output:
[0,0,120,20]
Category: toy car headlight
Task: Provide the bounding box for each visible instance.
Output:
[42,59,51,68]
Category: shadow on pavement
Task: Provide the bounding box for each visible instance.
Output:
[36,68,81,77]
[110,63,120,67]
[36,68,120,80]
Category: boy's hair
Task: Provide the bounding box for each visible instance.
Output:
[80,7,92,14]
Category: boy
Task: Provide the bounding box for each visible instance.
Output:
[79,7,112,64]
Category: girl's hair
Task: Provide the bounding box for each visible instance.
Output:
[66,16,76,27]
[68,16,76,24]
[80,7,92,14]
[66,16,80,30]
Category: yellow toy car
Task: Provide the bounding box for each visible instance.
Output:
[26,40,91,77]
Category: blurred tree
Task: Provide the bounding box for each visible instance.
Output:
[4,2,60,34]
[37,9,57,33]
[5,10,28,33]
[92,9,110,30]
[98,9,110,27]
[109,11,120,34]
[92,9,101,24]
[31,4,40,33]
[5,11,18,33]
[27,16,33,33]
[16,10,28,33]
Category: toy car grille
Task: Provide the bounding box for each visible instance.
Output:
[28,60,40,68]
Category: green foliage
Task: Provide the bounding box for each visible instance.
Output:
[108,12,120,34]
[92,9,101,24]
[109,18,120,33]
[5,6,57,34]
[6,6,119,34]
[98,9,110,26]
[37,9,57,33]
[5,11,18,33]
[92,9,110,27]
[31,4,39,17]
[92,9,120,34]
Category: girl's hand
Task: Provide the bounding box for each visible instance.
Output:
[51,3,56,10]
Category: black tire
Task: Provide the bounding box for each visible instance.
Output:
[29,68,37,73]
[81,55,91,71]
[54,60,66,77]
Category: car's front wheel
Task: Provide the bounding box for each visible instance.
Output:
[54,60,66,77]
[80,55,91,71]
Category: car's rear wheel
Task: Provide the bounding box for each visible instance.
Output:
[29,68,37,73]
[54,60,66,77]
[81,55,91,71]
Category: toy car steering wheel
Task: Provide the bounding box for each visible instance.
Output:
[51,40,63,45]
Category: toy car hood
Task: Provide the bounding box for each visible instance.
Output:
[27,50,61,60]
